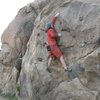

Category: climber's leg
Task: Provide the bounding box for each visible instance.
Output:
[52,45,72,72]
[46,52,54,73]
[60,56,68,69]
[60,56,72,72]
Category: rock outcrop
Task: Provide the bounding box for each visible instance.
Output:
[53,78,98,100]
[0,0,100,100]
[0,2,38,95]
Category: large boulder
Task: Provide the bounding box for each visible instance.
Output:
[19,0,100,99]
[53,78,98,100]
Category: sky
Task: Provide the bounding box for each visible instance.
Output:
[0,0,35,48]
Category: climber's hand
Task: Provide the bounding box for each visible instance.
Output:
[58,33,62,37]
[55,13,60,17]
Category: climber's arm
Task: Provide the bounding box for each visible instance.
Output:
[49,29,58,37]
[51,16,57,27]
[51,13,62,28]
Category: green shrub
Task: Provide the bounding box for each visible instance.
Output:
[0,90,17,100]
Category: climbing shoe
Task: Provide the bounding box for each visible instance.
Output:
[46,67,52,73]
[65,67,72,72]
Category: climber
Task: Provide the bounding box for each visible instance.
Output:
[46,13,72,73]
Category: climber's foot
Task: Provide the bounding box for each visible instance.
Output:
[46,67,52,73]
[65,67,72,72]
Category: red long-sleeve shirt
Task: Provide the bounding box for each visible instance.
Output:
[46,16,58,45]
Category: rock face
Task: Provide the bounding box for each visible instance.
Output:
[53,78,98,100]
[0,0,100,100]
[19,0,100,99]
[0,3,38,94]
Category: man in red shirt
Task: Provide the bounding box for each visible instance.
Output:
[46,13,72,73]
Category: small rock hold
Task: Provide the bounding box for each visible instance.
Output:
[97,37,100,44]
[66,28,70,32]
[37,57,43,62]
[79,16,83,21]
[79,41,87,48]
[37,33,40,36]
[43,42,46,47]
[96,64,100,69]
[61,28,70,32]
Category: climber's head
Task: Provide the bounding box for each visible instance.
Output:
[46,21,51,30]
